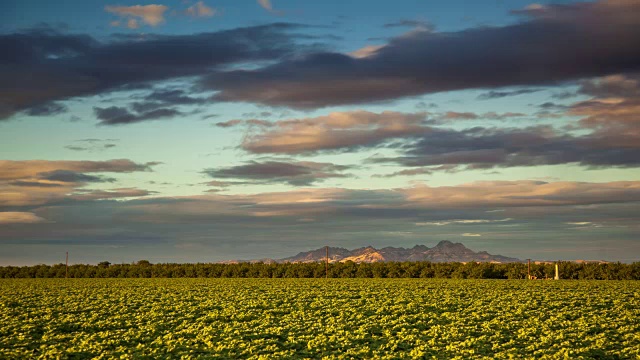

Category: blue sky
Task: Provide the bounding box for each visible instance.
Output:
[1,0,639,264]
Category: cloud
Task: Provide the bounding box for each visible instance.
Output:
[416,218,512,226]
[383,19,434,31]
[144,88,208,105]
[36,170,116,183]
[129,88,209,113]
[64,139,118,152]
[2,180,639,262]
[16,181,640,217]
[8,181,66,188]
[0,23,307,120]
[24,102,68,116]
[400,180,640,208]
[349,45,385,59]
[202,160,352,186]
[257,0,282,15]
[477,89,540,100]
[185,1,216,17]
[203,0,640,108]
[569,74,640,137]
[71,188,155,201]
[94,106,183,125]
[150,180,640,219]
[440,112,478,120]
[0,212,48,224]
[432,111,528,122]
[215,119,272,128]
[373,165,459,178]
[240,111,428,154]
[105,4,169,27]
[579,74,640,99]
[214,119,243,128]
[374,124,640,169]
[232,108,638,170]
[203,180,233,187]
[0,159,158,181]
[560,73,640,148]
[462,233,482,237]
[127,19,140,29]
[0,159,159,208]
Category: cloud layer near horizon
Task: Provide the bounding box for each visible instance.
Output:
[1,179,638,261]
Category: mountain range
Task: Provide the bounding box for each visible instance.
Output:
[221,241,521,264]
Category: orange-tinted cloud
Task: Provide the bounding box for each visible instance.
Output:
[0,160,159,207]
[185,1,216,17]
[105,4,169,27]
[241,111,428,154]
[0,159,158,181]
[0,212,48,225]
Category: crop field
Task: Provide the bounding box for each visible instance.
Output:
[1,279,639,359]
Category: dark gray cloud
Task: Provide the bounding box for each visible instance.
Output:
[8,181,65,188]
[477,89,540,100]
[375,125,640,169]
[202,160,352,186]
[130,89,209,112]
[578,73,640,99]
[0,23,310,120]
[214,119,243,128]
[64,138,119,152]
[36,170,116,183]
[24,102,68,116]
[93,106,182,125]
[373,165,460,178]
[202,1,640,108]
[215,119,273,128]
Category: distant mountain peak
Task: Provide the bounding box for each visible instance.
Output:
[436,240,454,246]
[277,242,520,264]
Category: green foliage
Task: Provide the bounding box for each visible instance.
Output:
[0,279,638,359]
[1,261,639,279]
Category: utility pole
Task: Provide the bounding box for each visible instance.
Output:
[527,259,531,280]
[65,252,69,279]
[325,246,329,279]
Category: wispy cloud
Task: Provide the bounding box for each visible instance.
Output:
[240,111,428,154]
[416,218,513,226]
[257,0,282,15]
[64,139,119,152]
[105,4,169,27]
[185,1,216,17]
[0,212,48,225]
[0,159,159,207]
[202,160,352,186]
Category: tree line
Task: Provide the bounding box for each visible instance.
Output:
[1,261,639,279]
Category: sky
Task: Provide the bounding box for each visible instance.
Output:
[1,0,639,265]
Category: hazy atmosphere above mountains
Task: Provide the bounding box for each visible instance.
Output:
[1,0,639,264]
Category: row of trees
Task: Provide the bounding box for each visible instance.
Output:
[1,261,639,279]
